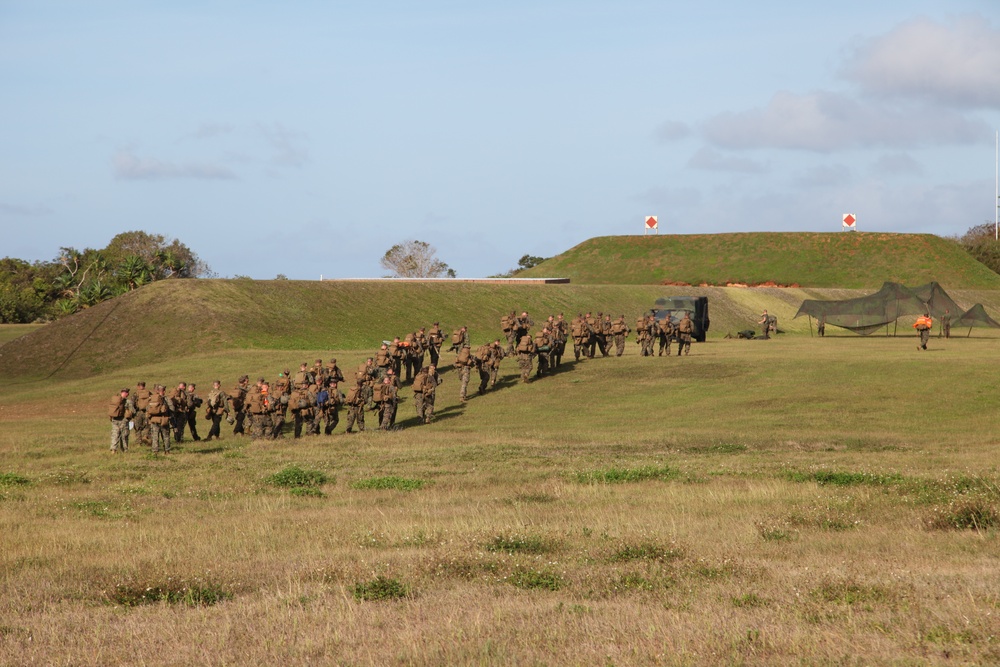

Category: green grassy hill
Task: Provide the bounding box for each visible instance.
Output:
[519,232,1000,288]
[4,277,1000,381]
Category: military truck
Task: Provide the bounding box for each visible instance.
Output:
[651,296,710,343]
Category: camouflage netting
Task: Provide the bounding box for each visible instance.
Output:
[951,303,1000,331]
[794,282,995,336]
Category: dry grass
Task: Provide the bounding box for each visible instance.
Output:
[2,336,1000,664]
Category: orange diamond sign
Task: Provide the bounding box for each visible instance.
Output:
[645,216,658,229]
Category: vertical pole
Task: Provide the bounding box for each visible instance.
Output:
[808,315,813,337]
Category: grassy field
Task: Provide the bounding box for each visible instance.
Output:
[5,279,1000,381]
[2,333,999,665]
[519,232,1000,289]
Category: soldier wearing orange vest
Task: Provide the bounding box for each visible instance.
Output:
[914,313,933,351]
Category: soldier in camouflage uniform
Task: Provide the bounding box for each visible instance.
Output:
[611,315,631,357]
[109,388,132,453]
[322,379,344,435]
[185,383,202,442]
[658,317,675,357]
[488,339,505,387]
[571,313,589,361]
[147,384,172,454]
[344,377,368,433]
[289,383,313,438]
[204,380,231,441]
[516,334,536,383]
[475,342,493,395]
[533,326,553,377]
[550,314,567,367]
[677,312,693,356]
[454,344,473,401]
[229,375,249,435]
[167,382,189,443]
[427,322,444,366]
[376,377,398,430]
[132,381,152,447]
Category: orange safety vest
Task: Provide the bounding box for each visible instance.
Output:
[913,316,932,329]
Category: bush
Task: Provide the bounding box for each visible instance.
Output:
[573,465,676,484]
[110,579,231,607]
[350,476,425,491]
[925,499,998,531]
[509,568,562,591]
[0,472,30,487]
[266,465,327,489]
[484,533,554,555]
[352,576,410,601]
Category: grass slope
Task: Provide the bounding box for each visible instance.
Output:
[519,232,1000,288]
[5,278,1000,381]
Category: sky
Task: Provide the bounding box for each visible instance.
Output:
[3,1,1000,279]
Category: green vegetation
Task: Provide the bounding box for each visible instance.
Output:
[352,576,411,601]
[350,476,426,491]
[519,232,1000,288]
[572,465,676,484]
[265,465,328,490]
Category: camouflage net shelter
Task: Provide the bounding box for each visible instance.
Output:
[951,304,1000,335]
[794,282,986,336]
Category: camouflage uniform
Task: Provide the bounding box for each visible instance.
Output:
[427,323,444,366]
[571,314,589,361]
[475,343,493,394]
[455,345,473,401]
[658,318,674,356]
[132,382,152,447]
[204,382,231,441]
[322,382,344,435]
[185,384,202,442]
[289,386,312,438]
[677,313,693,356]
[167,384,189,443]
[344,379,368,433]
[533,328,552,377]
[550,315,567,367]
[611,316,630,357]
[147,386,172,453]
[229,377,249,435]
[109,389,131,453]
[488,340,505,387]
[516,335,536,383]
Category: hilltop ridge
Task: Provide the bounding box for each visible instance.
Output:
[518,232,1000,289]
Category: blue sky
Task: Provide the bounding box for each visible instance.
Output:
[3,1,1000,278]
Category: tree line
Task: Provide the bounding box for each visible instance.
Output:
[0,231,209,323]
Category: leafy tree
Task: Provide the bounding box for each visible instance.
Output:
[517,254,547,271]
[380,240,455,278]
[957,223,1000,275]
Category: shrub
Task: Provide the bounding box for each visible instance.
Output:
[784,470,903,487]
[484,533,554,555]
[0,473,30,487]
[110,580,231,607]
[573,465,676,484]
[352,576,410,601]
[925,499,998,531]
[266,465,327,489]
[350,476,425,491]
[509,568,562,591]
[608,540,683,563]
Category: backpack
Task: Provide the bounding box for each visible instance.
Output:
[500,314,513,331]
[451,330,463,344]
[109,396,126,419]
[346,385,362,405]
[372,384,385,402]
[517,336,533,353]
[316,390,329,408]
[147,392,166,416]
[476,345,491,362]
[412,372,426,392]
[456,347,471,365]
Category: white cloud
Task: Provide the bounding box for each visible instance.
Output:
[687,147,767,173]
[654,120,691,143]
[0,202,53,216]
[257,123,309,167]
[701,91,990,152]
[870,152,924,177]
[113,150,238,181]
[843,15,1000,109]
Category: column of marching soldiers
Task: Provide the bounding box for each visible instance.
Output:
[106,309,695,453]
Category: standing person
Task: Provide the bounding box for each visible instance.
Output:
[322,380,344,435]
[414,328,429,371]
[411,366,429,422]
[475,342,493,395]
[514,312,534,347]
[516,334,536,383]
[147,385,172,454]
[551,314,568,367]
[658,316,675,357]
[204,380,230,441]
[611,315,631,357]
[375,343,392,379]
[229,375,249,435]
[571,313,588,361]
[817,315,826,337]
[289,383,312,438]
[941,309,951,339]
[246,381,270,440]
[454,344,473,402]
[421,364,441,423]
[488,339,505,388]
[758,310,772,339]
[914,312,933,350]
[427,322,444,366]
[377,377,398,430]
[108,388,132,453]
[344,377,368,433]
[584,312,600,358]
[324,358,345,385]
[185,383,203,442]
[167,382,189,443]
[501,311,516,355]
[533,327,552,377]
[677,312,694,356]
[132,381,152,447]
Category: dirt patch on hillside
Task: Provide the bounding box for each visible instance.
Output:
[661,279,801,288]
